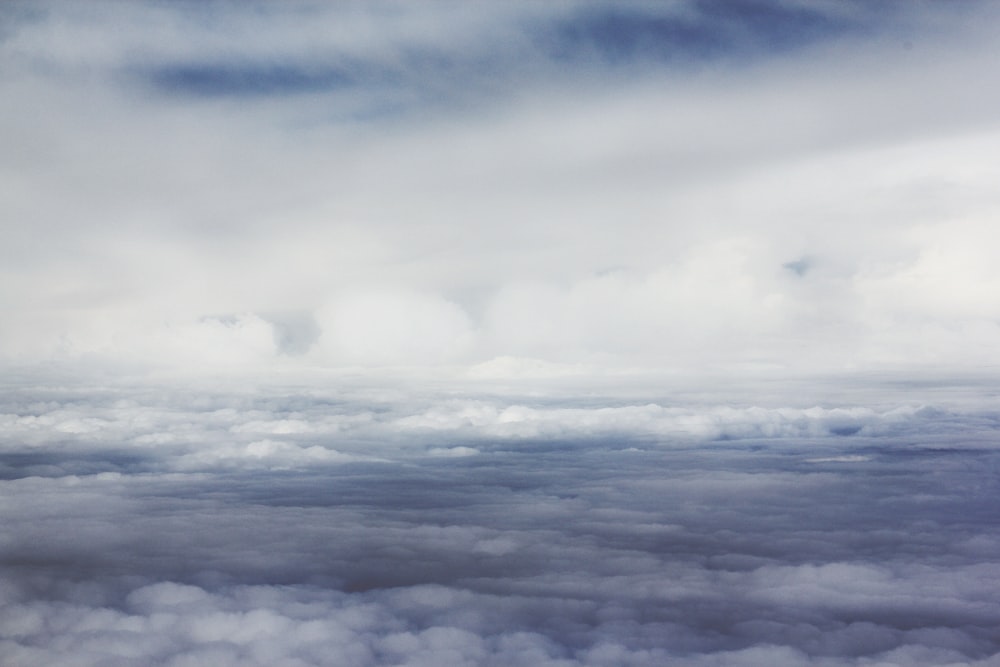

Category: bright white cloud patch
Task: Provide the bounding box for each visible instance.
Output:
[316,290,474,365]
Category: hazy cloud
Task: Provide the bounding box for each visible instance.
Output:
[4,3,1000,665]
[2,0,1000,373]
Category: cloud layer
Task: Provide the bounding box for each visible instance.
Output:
[2,1,1000,374]
[4,4,1000,665]
[2,378,1000,665]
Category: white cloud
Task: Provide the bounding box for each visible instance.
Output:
[2,1,1000,375]
[314,290,474,366]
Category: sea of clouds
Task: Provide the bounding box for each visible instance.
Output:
[4,2,1000,664]
[2,374,999,666]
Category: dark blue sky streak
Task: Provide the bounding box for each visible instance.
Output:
[541,0,858,65]
[145,62,359,97]
[133,1,879,103]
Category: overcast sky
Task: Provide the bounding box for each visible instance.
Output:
[3,2,1000,666]
[3,0,1000,377]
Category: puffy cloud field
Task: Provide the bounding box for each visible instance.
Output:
[2,375,999,666]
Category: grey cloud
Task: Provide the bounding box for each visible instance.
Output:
[2,380,1000,664]
[5,378,1000,477]
[264,311,322,356]
[784,257,813,277]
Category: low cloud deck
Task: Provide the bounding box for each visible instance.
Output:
[2,380,998,666]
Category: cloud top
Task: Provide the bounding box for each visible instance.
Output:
[2,379,1000,665]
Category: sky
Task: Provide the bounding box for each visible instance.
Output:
[2,1,1000,665]
[3,0,1000,377]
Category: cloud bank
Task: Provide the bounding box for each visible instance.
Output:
[2,0,1000,375]
[2,378,1000,665]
